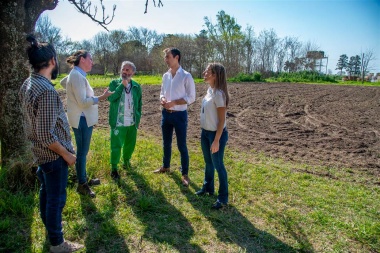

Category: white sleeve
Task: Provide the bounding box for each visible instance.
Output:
[214,90,226,107]
[184,74,196,105]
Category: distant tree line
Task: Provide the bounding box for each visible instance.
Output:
[36,10,375,79]
[336,51,376,81]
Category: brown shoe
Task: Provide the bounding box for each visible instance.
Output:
[181,175,190,187]
[153,167,170,173]
[77,183,96,198]
[50,240,84,253]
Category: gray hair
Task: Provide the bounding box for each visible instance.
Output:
[121,61,136,72]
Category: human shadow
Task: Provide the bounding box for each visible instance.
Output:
[256,204,315,253]
[170,173,308,252]
[0,186,36,252]
[116,169,205,253]
[0,163,39,252]
[79,193,129,252]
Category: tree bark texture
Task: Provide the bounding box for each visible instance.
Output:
[0,1,57,186]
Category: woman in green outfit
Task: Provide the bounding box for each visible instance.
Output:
[107,61,142,180]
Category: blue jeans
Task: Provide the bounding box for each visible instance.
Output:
[72,116,93,184]
[36,156,68,246]
[161,109,189,175]
[200,128,228,203]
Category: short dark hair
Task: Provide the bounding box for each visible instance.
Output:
[26,34,57,72]
[164,47,181,63]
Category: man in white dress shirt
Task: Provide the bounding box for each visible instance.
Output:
[153,47,196,187]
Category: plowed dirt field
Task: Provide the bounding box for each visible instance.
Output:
[61,83,380,177]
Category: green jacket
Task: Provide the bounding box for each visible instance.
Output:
[108,78,142,128]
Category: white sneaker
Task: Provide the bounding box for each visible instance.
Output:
[50,240,84,253]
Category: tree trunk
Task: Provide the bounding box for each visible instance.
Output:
[0,0,56,189]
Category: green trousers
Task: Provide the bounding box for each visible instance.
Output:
[110,125,137,171]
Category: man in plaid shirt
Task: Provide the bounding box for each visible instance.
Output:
[19,35,84,253]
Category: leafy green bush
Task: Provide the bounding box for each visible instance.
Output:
[268,71,337,83]
[228,72,263,82]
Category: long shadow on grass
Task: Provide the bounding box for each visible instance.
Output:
[256,205,315,252]
[0,188,36,252]
[117,170,205,253]
[79,194,129,252]
[170,173,302,253]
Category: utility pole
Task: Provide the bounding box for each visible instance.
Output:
[361,52,364,84]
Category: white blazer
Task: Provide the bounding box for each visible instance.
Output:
[60,68,98,128]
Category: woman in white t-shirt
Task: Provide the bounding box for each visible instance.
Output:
[196,63,230,210]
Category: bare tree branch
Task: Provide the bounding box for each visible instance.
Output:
[361,49,376,83]
[67,0,116,31]
[144,0,163,14]
[66,0,164,30]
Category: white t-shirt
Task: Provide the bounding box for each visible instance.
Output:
[200,87,226,131]
[116,84,134,127]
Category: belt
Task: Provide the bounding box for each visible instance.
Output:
[164,109,180,113]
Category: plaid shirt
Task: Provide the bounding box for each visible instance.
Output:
[19,73,74,165]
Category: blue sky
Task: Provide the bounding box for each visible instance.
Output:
[46,0,380,73]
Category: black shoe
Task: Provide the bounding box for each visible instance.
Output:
[195,190,214,196]
[111,171,120,180]
[88,178,101,186]
[77,183,96,198]
[211,201,226,210]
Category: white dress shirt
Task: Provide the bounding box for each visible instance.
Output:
[160,66,196,111]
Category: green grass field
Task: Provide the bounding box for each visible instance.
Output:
[52,73,380,89]
[52,74,205,89]
[1,129,379,252]
[1,75,379,252]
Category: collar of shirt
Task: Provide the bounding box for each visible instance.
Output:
[31,72,54,87]
[74,66,87,77]
[125,81,132,93]
[166,66,183,76]
[207,86,215,95]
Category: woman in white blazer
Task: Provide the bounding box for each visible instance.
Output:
[61,50,111,198]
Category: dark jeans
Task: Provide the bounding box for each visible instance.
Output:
[200,128,229,203]
[36,156,68,246]
[161,109,189,175]
[72,116,93,184]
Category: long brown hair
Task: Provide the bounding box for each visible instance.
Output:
[209,63,229,107]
